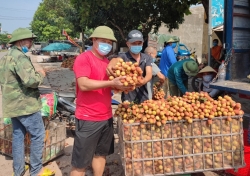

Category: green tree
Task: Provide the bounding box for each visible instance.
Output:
[70,0,200,45]
[0,32,10,45]
[31,0,76,42]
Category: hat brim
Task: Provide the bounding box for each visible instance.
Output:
[196,66,217,77]
[198,66,217,74]
[89,33,117,42]
[167,39,175,43]
[127,38,144,43]
[183,61,199,76]
[9,35,36,44]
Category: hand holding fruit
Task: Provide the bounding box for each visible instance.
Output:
[111,76,134,91]
[108,58,144,93]
[158,79,165,86]
[135,77,145,87]
[106,57,120,77]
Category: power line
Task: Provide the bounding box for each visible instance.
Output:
[0,6,36,12]
[0,15,32,19]
[0,18,32,21]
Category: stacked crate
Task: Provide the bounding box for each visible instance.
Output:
[0,119,66,164]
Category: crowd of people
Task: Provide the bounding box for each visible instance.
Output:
[0,25,223,176]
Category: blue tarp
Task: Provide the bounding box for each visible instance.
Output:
[42,43,71,52]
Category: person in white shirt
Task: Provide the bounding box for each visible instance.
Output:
[144,46,165,99]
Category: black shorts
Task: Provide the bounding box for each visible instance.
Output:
[71,118,114,169]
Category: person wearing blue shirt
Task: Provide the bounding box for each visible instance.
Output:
[159,38,177,97]
[168,59,199,96]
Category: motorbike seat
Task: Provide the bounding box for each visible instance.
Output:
[39,87,53,95]
[58,91,75,98]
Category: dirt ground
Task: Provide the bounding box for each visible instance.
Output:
[0,56,242,176]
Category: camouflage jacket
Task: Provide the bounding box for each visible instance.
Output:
[0,46,44,118]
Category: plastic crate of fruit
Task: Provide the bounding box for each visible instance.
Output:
[0,119,66,164]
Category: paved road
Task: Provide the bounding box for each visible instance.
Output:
[0,51,7,58]
[0,51,5,118]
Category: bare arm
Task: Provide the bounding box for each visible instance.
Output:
[77,76,130,91]
[137,66,152,87]
[156,72,165,83]
[144,66,153,83]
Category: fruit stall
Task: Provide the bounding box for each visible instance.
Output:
[115,91,245,176]
[108,58,248,175]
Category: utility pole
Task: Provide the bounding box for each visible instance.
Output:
[208,0,212,66]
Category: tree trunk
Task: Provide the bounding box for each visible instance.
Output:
[81,29,85,53]
[201,0,209,24]
[108,20,126,41]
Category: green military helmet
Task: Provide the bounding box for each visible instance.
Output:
[183,60,199,76]
[166,38,175,43]
[89,26,117,42]
[8,28,37,44]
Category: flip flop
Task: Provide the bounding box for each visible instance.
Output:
[12,165,29,176]
[38,168,55,176]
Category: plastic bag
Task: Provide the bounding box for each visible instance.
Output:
[40,92,58,117]
[3,118,12,125]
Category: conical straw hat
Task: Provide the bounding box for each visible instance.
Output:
[198,66,217,74]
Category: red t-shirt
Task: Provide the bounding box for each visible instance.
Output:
[73,51,112,121]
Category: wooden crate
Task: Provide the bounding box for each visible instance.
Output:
[0,119,66,164]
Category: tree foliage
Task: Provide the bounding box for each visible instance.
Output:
[0,32,10,45]
[70,0,200,43]
[30,0,77,42]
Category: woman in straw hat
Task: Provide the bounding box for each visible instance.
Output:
[197,66,221,98]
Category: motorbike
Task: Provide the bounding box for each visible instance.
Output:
[191,75,203,92]
[191,62,206,92]
[52,91,120,129]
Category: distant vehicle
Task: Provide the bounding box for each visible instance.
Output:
[31,42,48,55]
[157,42,191,60]
[60,47,80,56]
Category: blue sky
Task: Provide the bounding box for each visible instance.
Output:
[0,0,42,34]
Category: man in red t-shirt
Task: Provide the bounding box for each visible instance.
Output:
[70,26,128,176]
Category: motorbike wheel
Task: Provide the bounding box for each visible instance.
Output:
[191,76,201,92]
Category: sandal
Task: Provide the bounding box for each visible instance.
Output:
[38,168,55,176]
[12,165,29,176]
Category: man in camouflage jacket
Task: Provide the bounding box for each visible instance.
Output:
[0,28,46,176]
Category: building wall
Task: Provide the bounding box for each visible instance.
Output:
[156,5,206,63]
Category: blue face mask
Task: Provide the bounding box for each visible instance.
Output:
[152,58,156,63]
[172,42,177,49]
[22,46,29,53]
[97,42,112,56]
[213,42,218,47]
[203,74,213,82]
[130,46,142,54]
